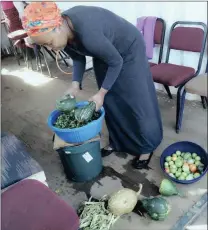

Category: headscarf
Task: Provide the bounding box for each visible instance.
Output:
[22,1,72,75]
[22,1,63,37]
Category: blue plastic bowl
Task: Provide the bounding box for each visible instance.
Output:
[160,141,208,184]
[48,101,105,143]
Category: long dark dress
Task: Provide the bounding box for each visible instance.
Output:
[63,6,163,155]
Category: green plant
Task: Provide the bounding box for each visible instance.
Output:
[54,110,101,129]
[79,197,119,230]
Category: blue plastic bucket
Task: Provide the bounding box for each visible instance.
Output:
[160,141,208,184]
[47,101,105,143]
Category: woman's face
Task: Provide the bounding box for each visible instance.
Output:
[30,26,69,51]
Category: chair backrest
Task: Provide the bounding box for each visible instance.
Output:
[166,21,207,75]
[154,18,166,64]
[2,6,23,33]
[170,27,205,52]
[154,19,165,44]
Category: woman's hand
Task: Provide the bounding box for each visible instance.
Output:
[89,88,108,111]
[65,81,80,97]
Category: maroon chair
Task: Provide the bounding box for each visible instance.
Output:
[2,179,79,230]
[1,2,24,33]
[1,2,24,65]
[151,21,207,99]
[149,18,166,67]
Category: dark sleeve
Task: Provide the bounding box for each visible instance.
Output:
[82,33,123,90]
[64,46,86,83]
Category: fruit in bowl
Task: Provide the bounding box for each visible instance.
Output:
[164,150,205,181]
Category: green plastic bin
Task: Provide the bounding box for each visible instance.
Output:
[57,141,103,182]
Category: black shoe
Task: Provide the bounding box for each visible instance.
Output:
[132,152,154,170]
[101,148,114,158]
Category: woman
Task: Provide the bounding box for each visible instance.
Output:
[22,2,163,169]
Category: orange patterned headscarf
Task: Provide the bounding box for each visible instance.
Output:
[22,2,63,36]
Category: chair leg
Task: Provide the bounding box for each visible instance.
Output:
[38,52,43,74]
[25,47,29,69]
[176,88,181,132]
[164,85,173,99]
[51,50,57,57]
[28,48,33,70]
[13,47,20,65]
[33,45,39,71]
[176,87,186,133]
[22,48,26,63]
[43,47,56,61]
[51,50,69,68]
[60,50,69,58]
[8,37,20,65]
[205,97,208,106]
[42,47,52,77]
[201,96,207,109]
[35,56,39,71]
[80,67,93,90]
[59,51,69,67]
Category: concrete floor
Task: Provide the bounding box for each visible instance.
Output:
[1,57,207,229]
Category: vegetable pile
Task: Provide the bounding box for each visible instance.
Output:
[79,197,119,230]
[79,185,143,229]
[164,151,205,180]
[54,109,100,129]
[54,94,100,129]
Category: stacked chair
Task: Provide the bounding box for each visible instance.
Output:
[1,2,25,65]
[2,2,69,77]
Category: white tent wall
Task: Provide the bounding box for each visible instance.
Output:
[57,1,207,100]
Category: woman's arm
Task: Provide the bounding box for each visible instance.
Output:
[64,46,86,83]
[82,33,123,91]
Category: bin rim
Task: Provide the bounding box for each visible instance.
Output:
[58,139,101,154]
[48,101,105,132]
